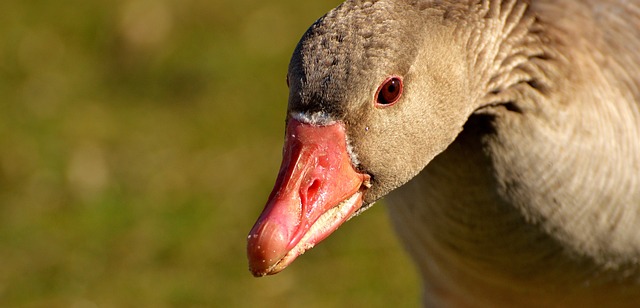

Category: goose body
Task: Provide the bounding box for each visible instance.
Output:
[248,0,640,306]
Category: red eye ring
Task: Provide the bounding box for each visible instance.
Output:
[375,76,403,107]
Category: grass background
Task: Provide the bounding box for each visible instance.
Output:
[0,0,419,306]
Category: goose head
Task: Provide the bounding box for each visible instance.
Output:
[247,1,477,277]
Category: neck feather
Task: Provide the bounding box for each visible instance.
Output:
[458,0,563,111]
[460,0,640,266]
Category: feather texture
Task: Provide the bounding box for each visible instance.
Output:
[387,0,640,306]
[281,0,640,305]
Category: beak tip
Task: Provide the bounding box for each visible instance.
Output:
[247,220,290,277]
[249,267,269,277]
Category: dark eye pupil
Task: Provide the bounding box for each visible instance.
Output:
[386,82,397,93]
[377,77,403,105]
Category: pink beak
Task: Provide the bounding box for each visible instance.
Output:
[247,118,370,276]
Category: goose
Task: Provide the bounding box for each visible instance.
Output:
[247,0,640,306]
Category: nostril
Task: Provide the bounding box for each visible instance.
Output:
[308,179,321,197]
[301,179,321,207]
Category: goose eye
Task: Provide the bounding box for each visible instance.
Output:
[375,76,403,107]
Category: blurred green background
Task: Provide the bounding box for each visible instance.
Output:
[0,0,419,306]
